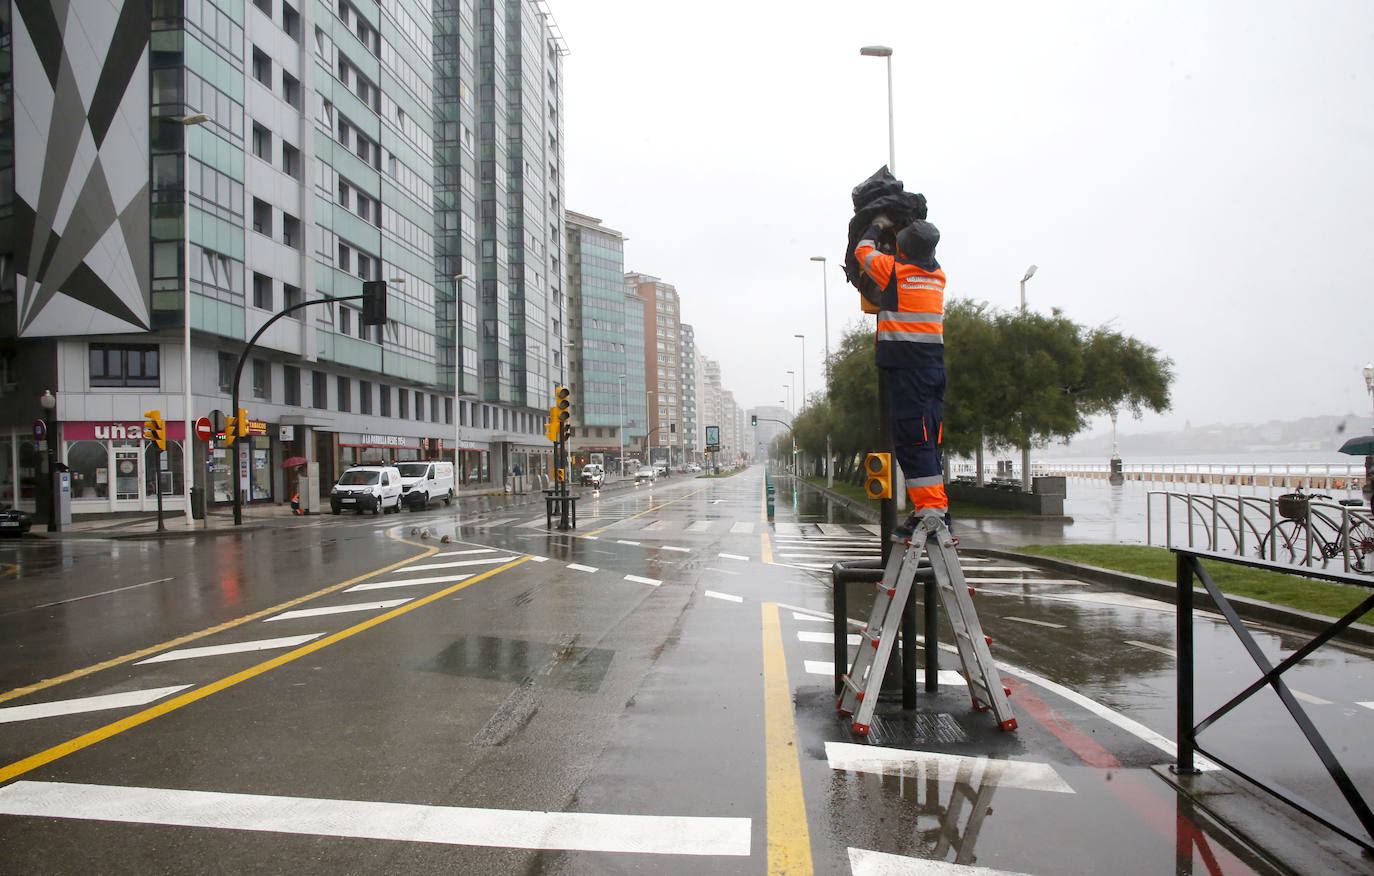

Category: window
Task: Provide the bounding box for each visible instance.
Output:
[338,306,351,335]
[252,359,270,400]
[282,71,301,108]
[430,395,439,422]
[338,179,350,208]
[444,397,453,425]
[252,47,271,87]
[414,391,424,421]
[282,142,301,178]
[253,0,270,14]
[217,352,235,393]
[283,213,301,249]
[337,376,351,413]
[252,198,272,235]
[284,365,301,406]
[283,283,302,313]
[89,343,160,388]
[337,242,351,272]
[282,3,301,39]
[379,384,391,417]
[252,122,271,160]
[312,370,327,408]
[253,272,272,309]
[356,253,371,280]
[398,389,409,419]
[359,380,372,415]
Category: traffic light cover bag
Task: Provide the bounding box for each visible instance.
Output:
[844,166,929,314]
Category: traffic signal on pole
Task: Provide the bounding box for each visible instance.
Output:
[237,408,249,438]
[362,280,387,326]
[751,414,758,427]
[544,405,560,443]
[863,452,893,499]
[143,410,166,451]
[224,412,237,445]
[555,385,572,441]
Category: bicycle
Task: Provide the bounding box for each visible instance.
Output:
[1257,487,1374,573]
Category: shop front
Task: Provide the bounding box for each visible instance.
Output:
[437,437,493,488]
[51,420,188,515]
[210,418,275,505]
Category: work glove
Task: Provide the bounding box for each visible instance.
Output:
[872,214,894,230]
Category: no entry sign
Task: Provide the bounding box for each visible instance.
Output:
[195,417,213,442]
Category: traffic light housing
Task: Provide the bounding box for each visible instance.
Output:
[237,408,249,438]
[555,385,572,441]
[751,414,758,427]
[224,412,237,445]
[142,410,166,451]
[863,452,893,499]
[544,405,560,443]
[362,280,387,326]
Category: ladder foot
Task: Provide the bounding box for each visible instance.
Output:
[1000,718,1019,732]
[852,722,870,736]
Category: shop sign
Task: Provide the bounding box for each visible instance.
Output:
[359,434,412,446]
[65,420,187,441]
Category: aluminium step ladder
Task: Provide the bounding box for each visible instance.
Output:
[837,511,1017,734]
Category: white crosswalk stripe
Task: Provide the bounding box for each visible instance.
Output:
[136,635,324,664]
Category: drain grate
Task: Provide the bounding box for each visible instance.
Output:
[864,712,968,746]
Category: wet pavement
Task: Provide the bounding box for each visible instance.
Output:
[0,468,1370,873]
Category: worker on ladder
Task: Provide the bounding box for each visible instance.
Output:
[854,215,953,540]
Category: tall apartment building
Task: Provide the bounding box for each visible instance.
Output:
[626,272,683,466]
[0,0,565,520]
[564,210,643,472]
[678,323,698,465]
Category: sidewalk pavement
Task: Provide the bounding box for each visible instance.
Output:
[26,475,645,540]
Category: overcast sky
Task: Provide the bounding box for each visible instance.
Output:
[557,0,1374,445]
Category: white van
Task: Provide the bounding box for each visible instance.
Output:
[397,460,455,509]
[330,465,403,515]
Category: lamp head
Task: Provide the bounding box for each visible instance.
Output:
[40,389,56,410]
[860,45,893,57]
[1022,264,1038,283]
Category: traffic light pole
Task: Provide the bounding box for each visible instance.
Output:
[230,294,363,525]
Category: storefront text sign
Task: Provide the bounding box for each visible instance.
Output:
[66,421,187,440]
[360,434,411,446]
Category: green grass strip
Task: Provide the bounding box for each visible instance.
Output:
[1016,544,1373,620]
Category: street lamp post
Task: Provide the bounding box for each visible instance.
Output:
[180,111,211,526]
[1019,264,1038,491]
[810,256,833,487]
[1364,363,1374,432]
[452,274,468,475]
[618,374,627,477]
[39,389,60,532]
[861,44,898,563]
[794,334,806,410]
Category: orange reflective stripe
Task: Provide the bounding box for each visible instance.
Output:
[937,422,943,444]
[907,484,948,512]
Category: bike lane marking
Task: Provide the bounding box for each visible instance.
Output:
[0,555,529,784]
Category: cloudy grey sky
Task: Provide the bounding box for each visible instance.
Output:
[558,0,1374,443]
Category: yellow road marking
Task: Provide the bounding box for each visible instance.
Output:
[0,534,438,706]
[761,533,773,564]
[0,555,530,784]
[0,562,18,578]
[582,485,712,536]
[761,602,813,874]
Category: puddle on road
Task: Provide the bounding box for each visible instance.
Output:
[421,634,613,694]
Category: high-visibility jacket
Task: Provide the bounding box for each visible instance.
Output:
[854,231,946,370]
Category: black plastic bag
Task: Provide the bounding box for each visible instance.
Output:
[843,167,929,297]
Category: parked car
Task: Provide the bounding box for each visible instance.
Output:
[634,466,656,484]
[0,504,31,536]
[330,465,403,515]
[653,462,669,477]
[397,460,455,510]
[580,463,605,487]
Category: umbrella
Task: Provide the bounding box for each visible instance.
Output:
[1337,436,1374,456]
[281,456,308,469]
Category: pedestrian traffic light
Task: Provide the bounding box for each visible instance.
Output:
[544,405,560,443]
[864,452,893,499]
[142,410,166,451]
[555,385,572,440]
[362,280,387,326]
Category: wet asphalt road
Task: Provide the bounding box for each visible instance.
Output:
[0,468,1370,873]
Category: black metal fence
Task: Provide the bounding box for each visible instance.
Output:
[1174,547,1374,851]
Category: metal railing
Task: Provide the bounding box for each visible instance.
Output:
[1174,548,1374,851]
[1147,491,1373,574]
[1048,460,1365,494]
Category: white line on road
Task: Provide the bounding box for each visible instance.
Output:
[1358,701,1374,711]
[798,631,860,646]
[849,847,1035,875]
[0,782,753,857]
[529,556,549,562]
[33,577,176,609]
[616,539,641,545]
[624,575,661,586]
[792,612,829,623]
[703,590,743,603]
[0,686,193,724]
[404,557,515,571]
[266,599,411,622]
[1293,690,1333,706]
[1004,617,1067,629]
[687,521,712,532]
[432,548,498,557]
[703,567,741,576]
[805,662,967,686]
[718,553,750,561]
[826,742,1075,794]
[566,564,598,573]
[1125,639,1176,657]
[661,546,690,553]
[136,635,325,664]
[348,575,472,592]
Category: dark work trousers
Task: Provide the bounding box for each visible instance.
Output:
[886,364,949,512]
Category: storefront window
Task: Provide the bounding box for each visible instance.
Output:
[113,443,141,500]
[250,436,272,501]
[211,443,233,502]
[68,441,108,500]
[143,441,185,496]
